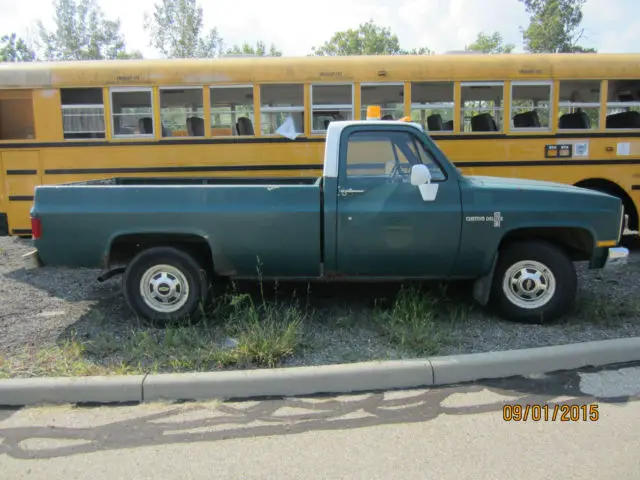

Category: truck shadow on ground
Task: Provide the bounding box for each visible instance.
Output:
[6,266,121,303]
[0,363,638,460]
[48,278,481,370]
[6,262,474,307]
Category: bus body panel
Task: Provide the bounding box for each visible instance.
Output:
[1,53,640,236]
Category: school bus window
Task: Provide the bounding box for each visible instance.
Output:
[60,88,105,139]
[110,88,154,138]
[360,83,404,120]
[605,79,640,129]
[160,87,204,137]
[510,82,552,130]
[260,84,304,136]
[311,84,353,133]
[0,90,35,140]
[411,81,454,132]
[461,82,504,133]
[558,80,600,130]
[210,85,255,136]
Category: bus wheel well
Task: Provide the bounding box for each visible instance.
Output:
[574,178,638,231]
[107,233,214,276]
[498,227,594,262]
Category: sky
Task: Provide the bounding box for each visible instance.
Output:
[0,0,638,57]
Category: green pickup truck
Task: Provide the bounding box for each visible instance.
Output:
[25,119,629,325]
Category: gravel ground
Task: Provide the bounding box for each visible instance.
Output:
[1,235,640,374]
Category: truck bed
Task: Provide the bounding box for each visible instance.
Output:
[32,179,324,277]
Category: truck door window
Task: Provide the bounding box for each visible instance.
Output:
[406,137,446,181]
[345,130,445,181]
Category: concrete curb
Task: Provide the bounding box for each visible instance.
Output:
[429,336,640,385]
[0,375,145,406]
[1,337,640,406]
[143,359,433,402]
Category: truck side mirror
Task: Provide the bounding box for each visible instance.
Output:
[410,164,439,202]
[410,164,431,186]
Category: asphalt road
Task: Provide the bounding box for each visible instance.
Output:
[1,363,639,480]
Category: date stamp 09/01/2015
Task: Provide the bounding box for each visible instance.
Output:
[503,404,600,422]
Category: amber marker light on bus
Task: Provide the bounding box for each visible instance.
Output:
[31,217,42,239]
[366,105,381,120]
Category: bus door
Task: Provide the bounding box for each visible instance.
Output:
[1,150,42,235]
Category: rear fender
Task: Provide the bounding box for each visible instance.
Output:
[103,229,236,276]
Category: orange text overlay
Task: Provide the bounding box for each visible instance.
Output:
[503,403,600,422]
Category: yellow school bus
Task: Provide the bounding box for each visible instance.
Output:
[1,53,640,237]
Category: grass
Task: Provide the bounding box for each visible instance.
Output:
[370,283,473,356]
[0,281,309,379]
[2,278,635,379]
[0,280,474,379]
[570,293,640,326]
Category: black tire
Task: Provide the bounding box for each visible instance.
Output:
[122,246,210,325]
[489,240,577,324]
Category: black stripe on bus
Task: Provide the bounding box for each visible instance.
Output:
[41,158,640,176]
[3,130,640,149]
[12,229,32,235]
[44,164,323,175]
[632,185,640,191]
[6,170,38,175]
[8,196,34,201]
[455,159,640,167]
[1,137,326,149]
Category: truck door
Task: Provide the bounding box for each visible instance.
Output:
[335,127,462,278]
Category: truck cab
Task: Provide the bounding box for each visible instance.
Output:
[26,107,630,325]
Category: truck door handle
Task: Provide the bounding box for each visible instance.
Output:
[339,188,366,196]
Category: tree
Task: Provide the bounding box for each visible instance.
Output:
[401,47,432,55]
[311,20,429,56]
[519,0,596,53]
[226,41,282,57]
[144,0,223,58]
[0,33,36,62]
[36,0,139,60]
[466,32,515,54]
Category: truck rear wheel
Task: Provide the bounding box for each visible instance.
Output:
[489,241,577,324]
[122,246,210,325]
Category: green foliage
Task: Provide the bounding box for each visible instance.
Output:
[466,32,515,54]
[116,50,144,60]
[0,33,36,62]
[311,20,430,56]
[36,0,139,60]
[372,284,471,356]
[401,46,433,55]
[226,41,282,57]
[144,0,223,58]
[519,0,596,53]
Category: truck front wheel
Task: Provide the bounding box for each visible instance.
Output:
[489,241,577,324]
[122,246,210,325]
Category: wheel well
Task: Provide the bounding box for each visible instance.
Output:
[574,178,638,230]
[498,227,594,261]
[108,233,214,274]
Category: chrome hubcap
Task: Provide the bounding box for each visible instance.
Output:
[502,260,556,309]
[139,264,190,313]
